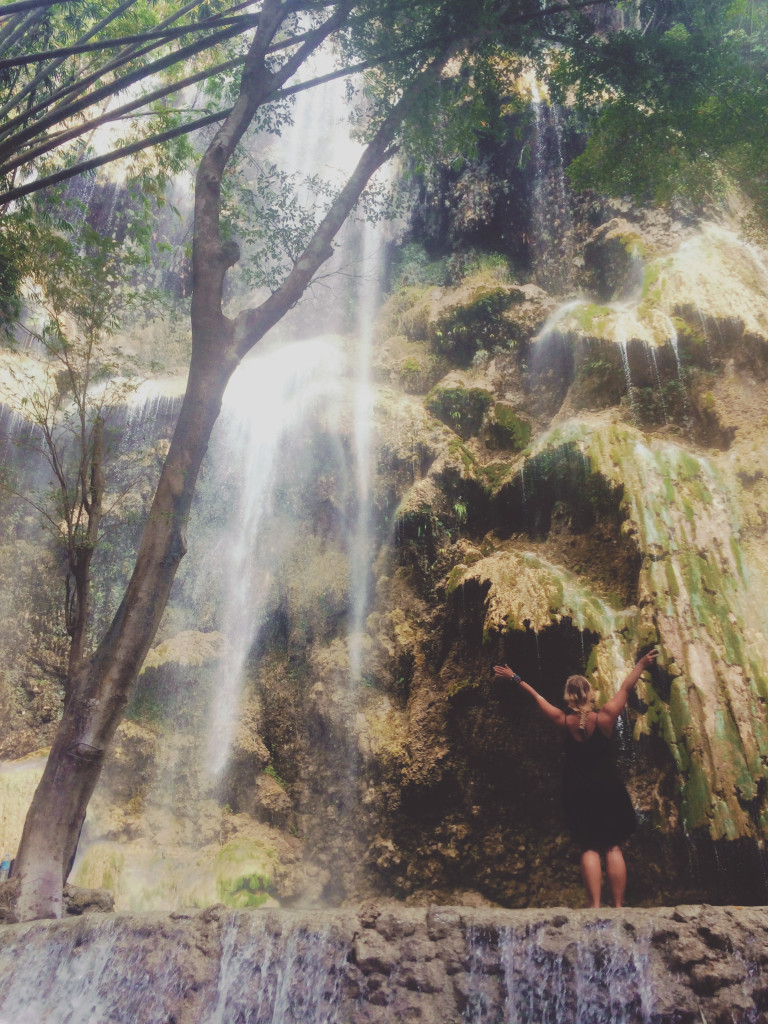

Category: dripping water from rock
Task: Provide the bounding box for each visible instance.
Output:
[201,337,348,778]
[529,85,576,296]
[210,913,349,1024]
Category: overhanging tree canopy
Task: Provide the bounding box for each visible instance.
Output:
[0,0,618,203]
[552,0,768,208]
[0,0,281,202]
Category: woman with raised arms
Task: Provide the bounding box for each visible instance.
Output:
[494,649,658,908]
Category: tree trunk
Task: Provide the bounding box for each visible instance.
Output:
[13,342,235,917]
[66,415,104,684]
[11,50,423,929]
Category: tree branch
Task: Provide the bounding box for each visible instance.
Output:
[0,110,233,205]
[0,13,25,53]
[0,0,213,142]
[0,10,262,70]
[0,5,45,56]
[232,61,441,355]
[0,55,243,177]
[0,15,262,162]
[0,0,78,18]
[191,0,356,316]
[0,0,140,123]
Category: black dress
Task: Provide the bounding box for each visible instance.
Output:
[562,712,637,852]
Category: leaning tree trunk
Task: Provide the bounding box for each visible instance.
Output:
[12,340,237,918]
[11,1,436,920]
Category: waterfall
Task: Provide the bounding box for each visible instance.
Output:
[0,910,351,1024]
[348,218,384,684]
[58,52,390,909]
[209,913,349,1024]
[466,921,654,1024]
[202,336,347,777]
[529,87,575,296]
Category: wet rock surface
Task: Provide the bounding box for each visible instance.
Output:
[0,903,766,1023]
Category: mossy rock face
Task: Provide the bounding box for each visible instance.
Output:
[571,342,626,410]
[580,219,645,302]
[73,835,279,911]
[213,838,276,908]
[388,286,433,341]
[485,403,531,451]
[425,385,492,440]
[432,288,519,365]
[394,499,448,591]
[398,355,430,394]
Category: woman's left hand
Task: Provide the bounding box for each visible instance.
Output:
[638,648,658,669]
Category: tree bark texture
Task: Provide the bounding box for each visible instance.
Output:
[65,415,105,684]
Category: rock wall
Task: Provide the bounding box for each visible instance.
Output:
[3,137,768,913]
[0,902,766,1023]
[349,200,768,907]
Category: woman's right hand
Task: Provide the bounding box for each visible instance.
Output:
[493,664,521,682]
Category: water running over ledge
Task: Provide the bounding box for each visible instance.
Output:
[0,903,764,1023]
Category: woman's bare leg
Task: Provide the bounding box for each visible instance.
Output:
[605,845,626,907]
[580,849,602,907]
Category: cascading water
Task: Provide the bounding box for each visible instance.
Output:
[69,327,378,910]
[529,83,576,296]
[63,59,389,910]
[209,913,349,1024]
[347,219,383,685]
[465,921,655,1024]
[201,336,347,778]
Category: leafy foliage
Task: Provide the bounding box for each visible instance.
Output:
[0,223,159,678]
[221,155,342,292]
[0,0,259,196]
[550,1,768,208]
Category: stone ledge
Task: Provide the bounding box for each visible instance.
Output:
[0,903,765,1023]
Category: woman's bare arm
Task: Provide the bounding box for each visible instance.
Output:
[598,649,658,732]
[494,664,566,731]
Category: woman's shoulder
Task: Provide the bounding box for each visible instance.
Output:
[595,707,616,737]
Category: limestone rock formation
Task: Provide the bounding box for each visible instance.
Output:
[2,189,768,913]
[348,198,768,907]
